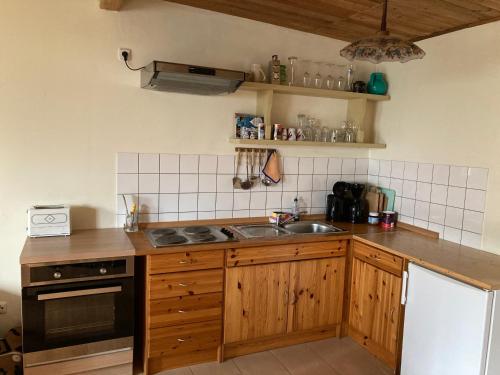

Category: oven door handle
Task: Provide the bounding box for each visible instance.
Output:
[37,286,122,301]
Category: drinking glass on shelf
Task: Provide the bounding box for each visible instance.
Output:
[313,61,323,89]
[325,63,335,90]
[301,60,312,87]
[335,64,347,90]
[287,56,298,86]
[321,126,331,142]
[303,116,313,141]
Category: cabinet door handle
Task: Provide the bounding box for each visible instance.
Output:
[178,309,186,313]
[291,290,297,305]
[390,307,395,323]
[178,282,193,287]
[177,338,186,342]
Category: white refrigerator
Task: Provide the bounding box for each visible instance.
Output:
[401,263,500,375]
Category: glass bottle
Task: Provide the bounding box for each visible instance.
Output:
[287,56,298,86]
[345,64,355,91]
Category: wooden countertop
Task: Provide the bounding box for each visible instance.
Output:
[19,217,500,290]
[128,218,389,257]
[354,231,500,290]
[20,228,136,264]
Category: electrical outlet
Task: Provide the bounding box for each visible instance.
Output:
[118,48,131,61]
[0,301,6,314]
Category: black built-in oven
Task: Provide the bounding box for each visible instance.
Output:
[21,257,134,367]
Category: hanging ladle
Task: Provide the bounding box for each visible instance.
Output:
[241,149,253,190]
[250,149,260,185]
[232,150,242,189]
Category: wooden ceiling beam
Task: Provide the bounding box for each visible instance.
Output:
[100,0,125,11]
[164,0,500,42]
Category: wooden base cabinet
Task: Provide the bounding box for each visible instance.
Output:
[144,250,224,375]
[224,246,347,357]
[348,241,403,368]
[287,258,345,332]
[224,262,290,343]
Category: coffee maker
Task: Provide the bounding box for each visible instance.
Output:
[349,183,367,223]
[326,182,366,223]
[326,182,352,221]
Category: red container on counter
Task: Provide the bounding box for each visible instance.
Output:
[381,210,396,229]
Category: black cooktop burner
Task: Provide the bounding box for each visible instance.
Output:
[145,225,236,248]
[152,228,176,236]
[183,226,210,235]
[189,234,217,242]
[156,234,188,245]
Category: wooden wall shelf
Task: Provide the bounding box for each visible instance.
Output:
[229,138,386,149]
[236,82,390,144]
[240,82,390,101]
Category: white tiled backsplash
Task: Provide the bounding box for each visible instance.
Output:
[116,152,369,225]
[116,153,488,248]
[368,160,488,248]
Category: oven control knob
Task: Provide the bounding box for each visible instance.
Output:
[53,271,62,279]
[99,267,107,275]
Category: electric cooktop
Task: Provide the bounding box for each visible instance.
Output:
[145,225,236,248]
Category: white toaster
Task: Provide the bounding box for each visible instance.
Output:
[27,205,71,237]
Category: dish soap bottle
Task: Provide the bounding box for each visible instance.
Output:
[292,197,300,221]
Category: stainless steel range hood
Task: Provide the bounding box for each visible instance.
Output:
[141,61,246,95]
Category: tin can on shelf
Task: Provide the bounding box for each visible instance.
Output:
[273,124,283,140]
[287,128,297,141]
[258,124,265,140]
[281,128,288,141]
[241,127,250,139]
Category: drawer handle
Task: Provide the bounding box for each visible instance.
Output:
[178,259,197,264]
[177,338,186,342]
[178,282,193,287]
[178,309,187,313]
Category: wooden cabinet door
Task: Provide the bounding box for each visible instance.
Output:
[224,263,290,343]
[349,257,402,367]
[287,258,345,333]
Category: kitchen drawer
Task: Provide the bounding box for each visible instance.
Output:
[148,320,221,371]
[226,240,347,267]
[148,250,224,274]
[149,292,223,329]
[149,269,223,300]
[353,241,403,276]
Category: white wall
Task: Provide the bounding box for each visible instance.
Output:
[2,0,500,334]
[371,21,500,253]
[0,0,370,333]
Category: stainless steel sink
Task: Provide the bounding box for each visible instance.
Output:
[231,224,291,238]
[283,221,345,234]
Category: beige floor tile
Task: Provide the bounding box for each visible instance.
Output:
[190,359,242,375]
[308,337,393,375]
[233,350,290,375]
[155,367,194,375]
[271,343,340,375]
